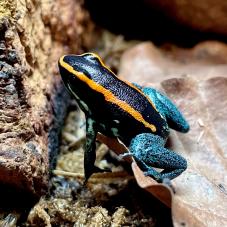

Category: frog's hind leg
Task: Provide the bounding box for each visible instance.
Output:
[129,133,187,182]
[132,153,163,181]
[152,147,187,180]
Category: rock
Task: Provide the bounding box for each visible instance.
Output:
[0,0,95,204]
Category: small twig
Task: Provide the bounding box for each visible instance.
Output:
[67,136,86,151]
[53,169,134,182]
[53,170,84,178]
[197,119,206,143]
[197,119,205,127]
[197,131,205,144]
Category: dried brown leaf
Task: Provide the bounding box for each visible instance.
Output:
[119,41,227,84]
[99,42,227,226]
[160,77,227,227]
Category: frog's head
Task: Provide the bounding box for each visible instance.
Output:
[58,53,108,86]
[58,53,115,103]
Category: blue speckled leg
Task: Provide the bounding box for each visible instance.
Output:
[129,133,187,182]
[142,87,190,133]
[132,154,163,180]
[84,117,106,182]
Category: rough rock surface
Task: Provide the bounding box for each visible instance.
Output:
[0,0,95,202]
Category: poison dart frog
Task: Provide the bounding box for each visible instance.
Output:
[58,53,190,183]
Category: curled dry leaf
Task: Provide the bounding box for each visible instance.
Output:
[119,41,227,84]
[159,77,227,227]
[99,42,227,226]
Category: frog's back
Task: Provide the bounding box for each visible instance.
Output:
[59,53,169,143]
[88,64,169,141]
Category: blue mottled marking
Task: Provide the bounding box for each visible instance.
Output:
[129,133,187,182]
[142,87,189,133]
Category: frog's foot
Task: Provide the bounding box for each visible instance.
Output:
[93,165,112,174]
[132,152,164,182]
[144,170,163,183]
[84,165,112,184]
[123,150,164,182]
[160,168,187,181]
[88,165,112,178]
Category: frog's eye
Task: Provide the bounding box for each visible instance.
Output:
[82,53,103,66]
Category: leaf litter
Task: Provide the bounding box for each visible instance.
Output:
[117,42,227,226]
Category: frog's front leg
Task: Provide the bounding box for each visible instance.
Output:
[129,133,187,182]
[84,117,106,182]
[142,87,190,133]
